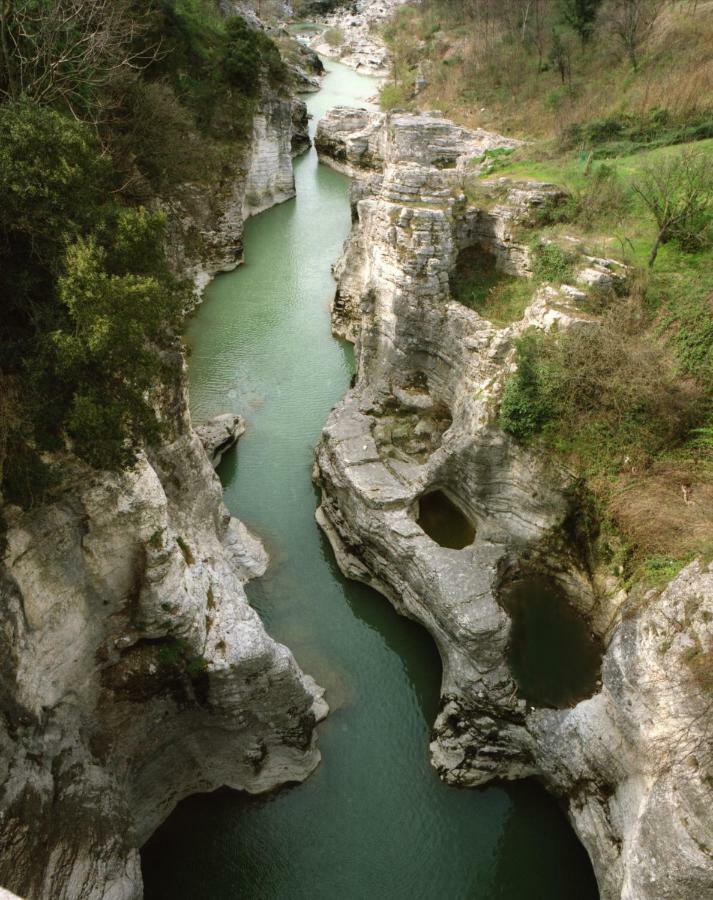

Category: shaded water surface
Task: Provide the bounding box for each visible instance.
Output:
[416,490,476,550]
[141,59,598,900]
[502,576,603,709]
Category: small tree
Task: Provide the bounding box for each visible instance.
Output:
[602,0,661,70]
[632,148,713,268]
[558,0,603,43]
[549,27,571,84]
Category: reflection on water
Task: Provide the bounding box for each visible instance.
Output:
[141,58,598,900]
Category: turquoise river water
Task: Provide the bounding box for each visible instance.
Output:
[141,59,599,900]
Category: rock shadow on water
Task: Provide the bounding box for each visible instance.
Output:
[500,574,603,709]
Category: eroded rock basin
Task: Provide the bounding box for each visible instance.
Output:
[501,576,602,708]
[141,60,598,899]
[416,489,476,550]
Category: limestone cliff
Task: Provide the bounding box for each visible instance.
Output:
[313,107,713,899]
[163,89,310,295]
[0,48,323,900]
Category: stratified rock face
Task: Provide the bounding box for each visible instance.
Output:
[313,108,713,899]
[162,90,309,294]
[0,404,325,900]
[243,94,307,218]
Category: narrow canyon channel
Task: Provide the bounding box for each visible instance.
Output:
[141,59,598,900]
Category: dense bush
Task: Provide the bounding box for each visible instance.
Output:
[499,303,703,463]
[530,241,576,283]
[0,1,293,507]
[223,16,287,93]
[499,331,557,440]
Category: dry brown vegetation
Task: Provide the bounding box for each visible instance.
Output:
[382,0,713,140]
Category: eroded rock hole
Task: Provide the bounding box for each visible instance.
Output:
[416,490,476,550]
[500,575,602,709]
[451,245,531,325]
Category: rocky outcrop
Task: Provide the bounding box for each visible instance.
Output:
[163,91,310,296]
[1,408,326,900]
[195,413,246,467]
[309,0,407,74]
[313,107,713,899]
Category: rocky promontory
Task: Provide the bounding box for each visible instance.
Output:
[313,106,713,899]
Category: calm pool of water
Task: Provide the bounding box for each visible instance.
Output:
[502,576,603,709]
[141,59,598,900]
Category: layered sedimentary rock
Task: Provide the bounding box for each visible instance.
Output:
[163,90,310,294]
[1,406,326,900]
[0,42,324,900]
[313,107,713,899]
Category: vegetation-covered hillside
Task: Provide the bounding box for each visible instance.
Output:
[383,0,713,587]
[0,0,287,509]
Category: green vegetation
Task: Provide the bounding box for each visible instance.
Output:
[379,2,713,581]
[323,27,345,48]
[451,248,534,324]
[380,1,713,140]
[530,242,577,283]
[0,0,289,507]
[156,637,208,678]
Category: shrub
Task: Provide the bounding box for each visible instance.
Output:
[500,302,703,459]
[499,330,557,439]
[0,102,111,257]
[632,147,713,266]
[530,241,576,283]
[223,17,287,93]
[323,27,345,48]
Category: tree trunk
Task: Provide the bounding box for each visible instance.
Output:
[0,2,18,100]
[648,229,664,268]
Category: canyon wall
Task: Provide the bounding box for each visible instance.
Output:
[313,106,713,900]
[0,62,322,900]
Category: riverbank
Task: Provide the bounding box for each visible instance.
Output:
[313,102,713,899]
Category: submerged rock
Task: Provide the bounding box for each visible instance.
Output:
[313,106,713,899]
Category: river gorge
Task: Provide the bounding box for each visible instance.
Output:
[1,3,711,898]
[140,58,599,900]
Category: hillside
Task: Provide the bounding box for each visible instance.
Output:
[380,0,713,591]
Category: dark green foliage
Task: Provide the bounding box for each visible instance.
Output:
[143,1,286,136]
[499,331,556,440]
[565,111,713,157]
[0,1,293,506]
[499,306,703,460]
[1,439,59,509]
[0,103,187,498]
[0,103,112,259]
[223,17,287,93]
[558,0,602,43]
[52,212,186,469]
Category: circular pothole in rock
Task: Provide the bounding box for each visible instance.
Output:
[415,489,476,550]
[500,575,602,709]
